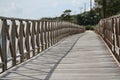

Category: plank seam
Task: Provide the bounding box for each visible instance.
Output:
[96,32,120,68]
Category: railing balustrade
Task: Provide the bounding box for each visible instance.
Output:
[0,16,85,73]
[96,15,120,63]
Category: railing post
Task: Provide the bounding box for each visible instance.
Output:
[56,21,59,43]
[118,18,120,61]
[53,22,55,44]
[60,21,63,39]
[112,18,116,55]
[40,21,44,51]
[59,21,63,40]
[1,19,7,71]
[113,18,119,60]
[18,20,24,62]
[36,21,40,54]
[50,22,53,46]
[31,21,35,56]
[25,21,30,59]
[44,21,47,49]
[54,21,56,43]
[116,18,120,61]
[47,21,50,47]
[51,21,54,45]
[34,21,37,55]
[10,20,17,66]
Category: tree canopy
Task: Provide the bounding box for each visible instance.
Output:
[60,9,72,22]
[94,0,120,18]
[40,0,120,26]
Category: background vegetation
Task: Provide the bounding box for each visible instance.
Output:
[41,0,120,30]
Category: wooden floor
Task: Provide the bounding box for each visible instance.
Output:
[0,31,120,80]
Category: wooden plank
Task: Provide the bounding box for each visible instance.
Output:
[49,31,120,80]
[0,31,120,80]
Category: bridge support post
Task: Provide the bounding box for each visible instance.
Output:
[1,19,7,71]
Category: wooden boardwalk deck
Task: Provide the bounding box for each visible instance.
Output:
[0,31,120,80]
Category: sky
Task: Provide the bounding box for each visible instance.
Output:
[0,0,94,19]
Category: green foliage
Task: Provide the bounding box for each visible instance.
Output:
[41,17,59,20]
[40,0,120,26]
[95,0,120,18]
[40,9,100,26]
[60,9,73,22]
[77,11,100,25]
[85,25,95,30]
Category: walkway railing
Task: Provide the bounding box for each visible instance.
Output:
[0,16,85,73]
[96,15,120,63]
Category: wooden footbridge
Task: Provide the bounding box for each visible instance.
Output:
[0,16,120,80]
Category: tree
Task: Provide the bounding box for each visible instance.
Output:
[77,10,100,25]
[94,0,120,18]
[60,9,72,21]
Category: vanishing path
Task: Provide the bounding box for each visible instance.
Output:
[0,31,120,80]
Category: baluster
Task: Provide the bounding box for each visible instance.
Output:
[51,22,54,46]
[0,45,3,70]
[31,21,35,56]
[62,22,65,38]
[59,21,62,40]
[118,18,120,61]
[46,21,49,48]
[18,21,24,62]
[1,19,7,71]
[40,21,44,51]
[56,21,59,42]
[54,22,56,43]
[39,22,42,52]
[34,21,37,55]
[51,22,53,45]
[55,21,58,43]
[47,21,50,47]
[53,22,55,44]
[60,22,63,40]
[50,22,52,46]
[57,21,59,42]
[25,21,30,59]
[36,21,40,54]
[44,21,47,49]
[10,20,18,66]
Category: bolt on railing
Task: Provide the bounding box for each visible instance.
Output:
[0,16,85,73]
[96,15,120,63]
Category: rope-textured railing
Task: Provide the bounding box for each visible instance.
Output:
[96,15,120,63]
[0,16,85,72]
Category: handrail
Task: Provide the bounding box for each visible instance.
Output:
[0,16,85,73]
[96,15,120,63]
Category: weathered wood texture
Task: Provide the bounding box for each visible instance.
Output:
[0,17,85,73]
[96,15,120,63]
[0,31,120,80]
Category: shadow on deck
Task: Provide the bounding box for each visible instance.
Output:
[0,31,120,80]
